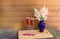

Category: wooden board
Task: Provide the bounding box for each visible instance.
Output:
[18,29,53,39]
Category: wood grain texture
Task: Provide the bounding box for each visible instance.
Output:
[0,0,60,30]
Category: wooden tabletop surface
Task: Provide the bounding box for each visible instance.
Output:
[18,29,53,39]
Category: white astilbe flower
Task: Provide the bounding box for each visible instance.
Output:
[40,6,48,15]
[39,5,48,20]
[33,8,40,21]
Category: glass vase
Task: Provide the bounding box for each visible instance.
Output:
[38,20,45,32]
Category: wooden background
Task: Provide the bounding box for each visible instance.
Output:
[0,0,60,30]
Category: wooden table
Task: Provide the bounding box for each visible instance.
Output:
[18,29,53,39]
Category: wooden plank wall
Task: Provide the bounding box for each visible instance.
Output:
[0,0,60,30]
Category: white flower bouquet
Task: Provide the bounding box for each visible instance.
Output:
[33,6,48,21]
